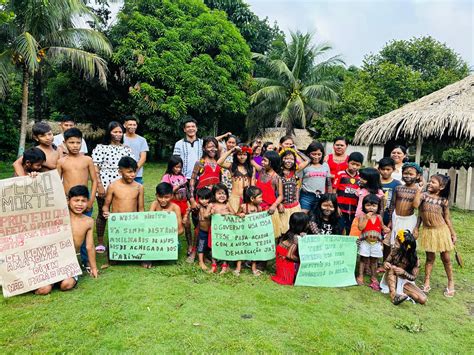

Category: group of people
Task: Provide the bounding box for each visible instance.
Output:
[13,116,457,304]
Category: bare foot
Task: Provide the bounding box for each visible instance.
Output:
[356,276,364,285]
[233,269,241,276]
[141,261,152,269]
[199,262,208,271]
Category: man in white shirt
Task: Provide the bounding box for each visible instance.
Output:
[173,117,203,180]
[123,116,149,184]
[53,115,88,154]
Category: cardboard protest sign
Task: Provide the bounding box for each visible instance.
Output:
[0,171,82,297]
[295,235,357,287]
[108,212,178,261]
[211,212,275,261]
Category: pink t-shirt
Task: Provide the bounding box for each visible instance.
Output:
[161,173,187,200]
[355,188,385,217]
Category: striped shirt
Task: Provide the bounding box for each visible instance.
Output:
[334,170,360,215]
[173,138,203,179]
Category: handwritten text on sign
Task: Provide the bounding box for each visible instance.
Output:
[108,212,178,261]
[211,212,275,261]
[0,171,81,297]
[295,235,357,287]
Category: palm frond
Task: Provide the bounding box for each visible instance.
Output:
[0,51,13,98]
[304,97,332,115]
[47,46,108,86]
[302,84,339,103]
[276,100,292,128]
[13,32,39,74]
[254,77,284,89]
[292,95,306,128]
[250,85,287,105]
[47,28,112,56]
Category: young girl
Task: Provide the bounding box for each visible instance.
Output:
[414,174,457,297]
[356,194,389,290]
[299,142,332,213]
[161,155,191,254]
[381,230,427,305]
[218,134,238,191]
[255,151,284,239]
[252,141,275,175]
[272,212,309,285]
[217,145,255,213]
[209,183,236,274]
[235,186,263,276]
[307,193,342,235]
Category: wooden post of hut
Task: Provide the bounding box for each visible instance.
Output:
[415,136,422,164]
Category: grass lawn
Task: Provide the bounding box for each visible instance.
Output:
[0,162,473,353]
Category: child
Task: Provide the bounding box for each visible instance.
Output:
[102,156,145,268]
[334,152,364,235]
[381,230,427,305]
[255,150,283,239]
[299,141,332,213]
[13,121,59,174]
[161,155,191,256]
[389,162,422,248]
[34,185,98,295]
[217,133,238,190]
[209,183,236,274]
[148,182,185,268]
[356,194,389,290]
[307,193,342,235]
[217,144,255,213]
[271,212,309,285]
[192,188,213,271]
[53,114,88,155]
[235,186,263,276]
[414,174,457,297]
[15,147,46,176]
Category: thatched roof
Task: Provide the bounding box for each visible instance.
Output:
[27,120,105,140]
[259,128,314,150]
[354,74,474,144]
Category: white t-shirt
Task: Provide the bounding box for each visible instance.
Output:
[53,134,88,154]
[173,138,203,179]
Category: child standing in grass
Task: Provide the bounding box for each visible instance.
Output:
[191,188,213,271]
[414,174,457,297]
[272,212,309,285]
[235,186,263,276]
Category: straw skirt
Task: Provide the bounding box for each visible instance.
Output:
[279,204,302,235]
[419,224,454,253]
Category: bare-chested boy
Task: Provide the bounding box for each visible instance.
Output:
[14,147,46,177]
[388,162,422,247]
[35,185,98,295]
[102,156,144,268]
[13,122,59,174]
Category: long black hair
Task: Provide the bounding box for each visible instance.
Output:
[231,144,253,178]
[362,193,383,215]
[211,183,229,203]
[280,212,309,242]
[103,121,125,145]
[280,149,297,172]
[202,136,220,160]
[359,167,382,194]
[431,174,451,199]
[309,193,341,233]
[166,155,184,175]
[396,230,418,274]
[306,141,325,163]
[263,150,281,174]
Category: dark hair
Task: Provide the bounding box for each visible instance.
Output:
[348,152,364,164]
[32,122,52,136]
[166,155,184,175]
[362,193,382,214]
[306,141,325,162]
[261,141,274,155]
[182,116,197,128]
[359,168,382,194]
[378,157,395,169]
[392,145,407,155]
[196,187,212,200]
[118,156,138,170]
[333,136,348,145]
[64,127,83,140]
[59,114,75,123]
[68,185,89,199]
[281,212,309,241]
[123,115,138,123]
[279,135,294,145]
[211,183,229,202]
[396,230,418,274]
[280,149,297,172]
[156,182,173,196]
[243,186,262,204]
[225,135,239,144]
[22,147,46,165]
[263,150,281,174]
[103,121,124,144]
[309,193,341,233]
[431,174,451,199]
[231,145,253,178]
[202,136,220,160]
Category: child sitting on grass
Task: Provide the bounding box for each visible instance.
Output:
[306,193,342,235]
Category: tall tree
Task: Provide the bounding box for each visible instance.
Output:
[248,31,343,135]
[0,0,112,156]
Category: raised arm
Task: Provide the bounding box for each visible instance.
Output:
[296,150,311,171]
[216,147,234,169]
[251,158,263,172]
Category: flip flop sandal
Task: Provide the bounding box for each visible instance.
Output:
[421,285,431,293]
[210,263,218,273]
[233,270,241,276]
[443,288,456,298]
[369,281,381,291]
[252,269,263,276]
[95,245,106,253]
[392,294,408,305]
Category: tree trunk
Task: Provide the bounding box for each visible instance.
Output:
[18,67,29,157]
[33,66,43,122]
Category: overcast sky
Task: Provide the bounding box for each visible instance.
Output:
[107,0,473,68]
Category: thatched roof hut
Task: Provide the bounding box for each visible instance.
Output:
[27,120,105,141]
[354,75,474,162]
[259,128,314,150]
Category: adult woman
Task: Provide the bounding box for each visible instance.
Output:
[325,136,349,183]
[92,121,132,253]
[278,135,295,152]
[390,145,408,181]
[218,134,239,190]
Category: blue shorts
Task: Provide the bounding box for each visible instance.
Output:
[299,190,320,211]
[134,177,143,184]
[197,229,209,254]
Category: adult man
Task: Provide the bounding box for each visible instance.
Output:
[123,116,149,184]
[173,117,203,180]
[53,115,88,154]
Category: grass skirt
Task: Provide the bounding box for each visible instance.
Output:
[419,224,454,253]
[229,194,241,214]
[279,204,302,234]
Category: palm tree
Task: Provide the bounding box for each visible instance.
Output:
[0,0,112,156]
[249,31,344,135]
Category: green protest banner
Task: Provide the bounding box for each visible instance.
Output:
[295,235,357,287]
[108,212,178,261]
[211,212,275,261]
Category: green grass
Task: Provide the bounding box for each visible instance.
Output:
[1,162,473,353]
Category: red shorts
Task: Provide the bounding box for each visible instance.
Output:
[172,199,188,218]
